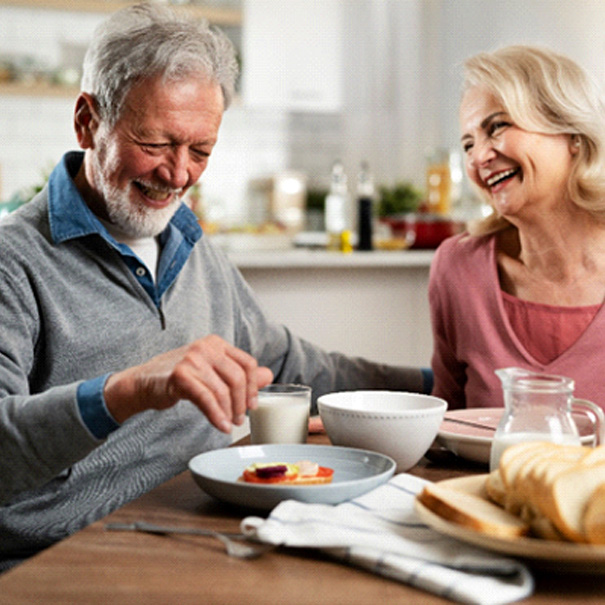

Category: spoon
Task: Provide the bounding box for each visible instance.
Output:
[104,521,272,559]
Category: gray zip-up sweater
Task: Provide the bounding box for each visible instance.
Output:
[0,153,424,570]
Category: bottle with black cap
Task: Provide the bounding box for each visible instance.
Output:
[356,161,374,251]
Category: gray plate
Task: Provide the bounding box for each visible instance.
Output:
[188,444,396,511]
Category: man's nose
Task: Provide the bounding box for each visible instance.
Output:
[157,147,190,190]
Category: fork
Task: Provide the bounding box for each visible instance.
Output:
[104,521,272,559]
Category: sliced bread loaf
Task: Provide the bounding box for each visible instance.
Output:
[418,482,530,539]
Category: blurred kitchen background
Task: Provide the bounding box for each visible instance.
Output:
[1,0,604,368]
[3,0,605,222]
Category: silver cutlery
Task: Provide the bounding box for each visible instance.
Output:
[104,521,272,559]
[442,417,498,431]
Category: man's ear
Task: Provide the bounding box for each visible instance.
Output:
[74,93,101,149]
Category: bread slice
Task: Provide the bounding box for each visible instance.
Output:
[508,447,558,515]
[547,463,605,542]
[515,447,586,526]
[499,442,555,514]
[499,441,552,490]
[529,514,566,541]
[517,445,583,499]
[584,483,605,544]
[440,473,489,498]
[418,483,530,539]
[530,457,583,519]
[580,445,605,466]
[485,469,506,507]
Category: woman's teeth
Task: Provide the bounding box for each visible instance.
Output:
[486,168,519,188]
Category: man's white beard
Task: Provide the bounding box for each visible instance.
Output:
[104,184,182,238]
[94,155,182,238]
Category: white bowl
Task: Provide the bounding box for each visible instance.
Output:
[317,390,447,471]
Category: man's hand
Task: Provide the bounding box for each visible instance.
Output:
[103,335,274,433]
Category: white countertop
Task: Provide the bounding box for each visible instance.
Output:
[227,248,435,269]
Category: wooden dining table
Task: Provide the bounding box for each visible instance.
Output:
[1,432,604,604]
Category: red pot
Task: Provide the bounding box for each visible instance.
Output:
[381,213,461,249]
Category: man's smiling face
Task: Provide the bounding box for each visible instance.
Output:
[85,74,224,237]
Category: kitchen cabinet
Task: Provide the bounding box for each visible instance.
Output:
[242,0,344,112]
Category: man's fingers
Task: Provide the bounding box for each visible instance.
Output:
[171,342,273,433]
[223,345,273,413]
[252,367,274,408]
[104,334,274,435]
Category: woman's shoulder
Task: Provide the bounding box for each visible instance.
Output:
[429,231,501,315]
[433,231,495,268]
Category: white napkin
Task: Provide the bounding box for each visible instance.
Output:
[241,473,533,605]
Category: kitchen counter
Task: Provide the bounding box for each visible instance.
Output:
[228,248,435,269]
[229,247,436,367]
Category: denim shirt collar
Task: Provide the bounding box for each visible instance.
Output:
[48,151,202,304]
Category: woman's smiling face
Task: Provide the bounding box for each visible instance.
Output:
[459,86,577,221]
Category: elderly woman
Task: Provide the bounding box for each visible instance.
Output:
[429,45,605,410]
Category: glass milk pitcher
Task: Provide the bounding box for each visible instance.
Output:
[490,367,604,471]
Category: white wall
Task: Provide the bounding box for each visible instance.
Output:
[340,0,425,188]
[0,7,95,201]
[434,0,605,150]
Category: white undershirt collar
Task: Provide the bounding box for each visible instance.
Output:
[99,218,160,282]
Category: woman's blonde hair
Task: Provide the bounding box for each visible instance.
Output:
[462,45,605,236]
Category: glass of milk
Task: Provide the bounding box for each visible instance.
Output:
[249,384,311,444]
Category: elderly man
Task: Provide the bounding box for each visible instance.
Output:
[0,2,429,570]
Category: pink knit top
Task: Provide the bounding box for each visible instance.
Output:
[429,233,605,411]
[502,292,600,365]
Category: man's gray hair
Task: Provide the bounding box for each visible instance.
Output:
[81,1,239,127]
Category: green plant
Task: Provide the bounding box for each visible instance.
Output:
[377,182,424,217]
[306,189,328,212]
